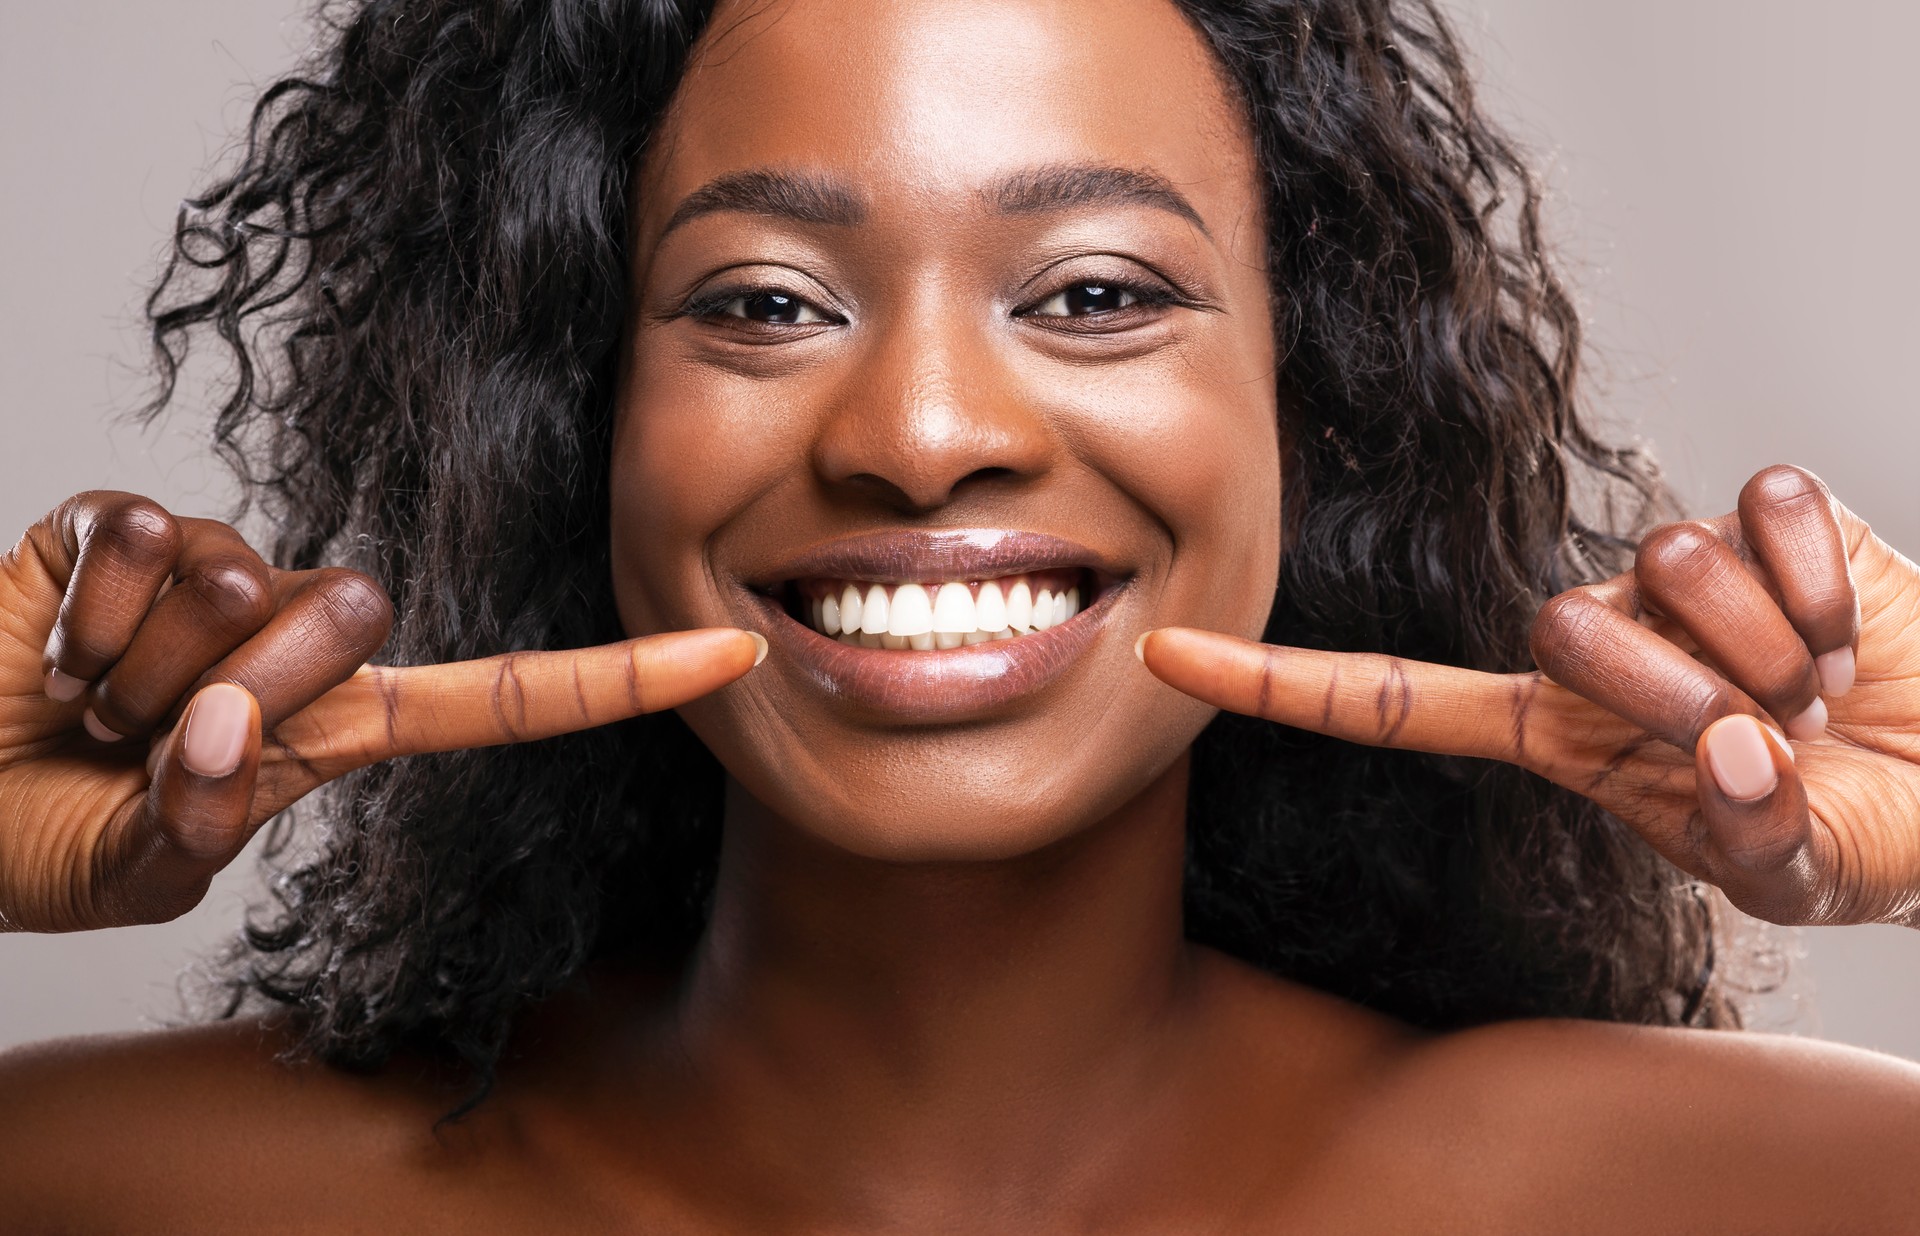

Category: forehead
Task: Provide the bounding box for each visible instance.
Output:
[639,0,1257,236]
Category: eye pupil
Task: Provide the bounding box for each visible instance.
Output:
[1065,284,1127,314]
[743,292,802,323]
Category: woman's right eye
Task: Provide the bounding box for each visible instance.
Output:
[697,289,833,325]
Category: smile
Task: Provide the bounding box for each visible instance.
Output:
[745,530,1126,722]
[794,572,1084,649]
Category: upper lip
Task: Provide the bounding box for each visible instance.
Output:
[747,528,1125,589]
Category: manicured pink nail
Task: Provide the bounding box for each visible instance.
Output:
[749,632,768,666]
[44,668,88,703]
[82,708,122,744]
[1815,647,1855,698]
[1784,696,1827,742]
[1705,715,1778,801]
[1134,632,1151,663]
[181,683,252,778]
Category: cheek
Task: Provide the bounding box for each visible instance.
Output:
[1053,348,1281,641]
[608,346,805,632]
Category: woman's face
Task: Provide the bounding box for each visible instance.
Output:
[612,0,1278,861]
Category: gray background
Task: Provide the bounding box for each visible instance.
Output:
[1,1,1915,1055]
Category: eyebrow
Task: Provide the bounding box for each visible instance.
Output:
[988,163,1210,237]
[654,162,1211,245]
[658,168,868,241]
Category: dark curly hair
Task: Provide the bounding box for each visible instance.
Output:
[144,0,1738,1109]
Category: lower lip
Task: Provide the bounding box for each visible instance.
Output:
[748,583,1125,723]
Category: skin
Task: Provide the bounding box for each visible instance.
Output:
[2,1,1919,1231]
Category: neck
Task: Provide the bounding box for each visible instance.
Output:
[659,752,1196,1208]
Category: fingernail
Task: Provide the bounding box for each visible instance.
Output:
[1705,715,1778,801]
[82,708,123,744]
[44,668,88,703]
[748,632,768,666]
[1815,647,1856,698]
[1134,632,1151,664]
[1784,695,1828,742]
[181,683,252,778]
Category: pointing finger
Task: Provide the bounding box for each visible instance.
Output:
[270,628,766,781]
[1136,627,1532,764]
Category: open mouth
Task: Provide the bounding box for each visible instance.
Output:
[740,530,1127,720]
[778,568,1093,650]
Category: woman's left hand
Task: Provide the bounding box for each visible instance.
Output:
[1138,464,1920,928]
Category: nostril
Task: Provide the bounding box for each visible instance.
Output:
[837,465,1030,514]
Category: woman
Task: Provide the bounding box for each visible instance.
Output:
[2,0,1917,1229]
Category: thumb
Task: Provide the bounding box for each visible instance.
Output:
[103,682,263,926]
[1136,627,1531,764]
[1690,714,1828,924]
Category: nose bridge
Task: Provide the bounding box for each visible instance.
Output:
[811,305,1051,512]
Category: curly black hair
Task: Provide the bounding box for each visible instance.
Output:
[144,0,1736,1110]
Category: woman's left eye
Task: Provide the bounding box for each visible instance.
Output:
[1025,282,1154,317]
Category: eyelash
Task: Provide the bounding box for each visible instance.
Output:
[677,277,1185,334]
[678,286,841,328]
[1017,279,1184,330]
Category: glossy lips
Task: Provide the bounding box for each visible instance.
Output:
[748,530,1126,722]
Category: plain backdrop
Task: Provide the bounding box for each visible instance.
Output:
[2,0,1916,1057]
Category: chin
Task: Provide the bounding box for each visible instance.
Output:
[710,708,1210,865]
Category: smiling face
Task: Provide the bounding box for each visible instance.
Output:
[610,0,1279,862]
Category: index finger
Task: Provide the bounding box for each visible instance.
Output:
[1136,627,1533,764]
[271,627,766,777]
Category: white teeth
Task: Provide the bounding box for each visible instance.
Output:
[1005,581,1033,631]
[888,583,934,637]
[1032,588,1055,631]
[931,582,976,633]
[806,574,1088,647]
[860,584,890,635]
[976,581,1007,631]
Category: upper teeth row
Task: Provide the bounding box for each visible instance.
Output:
[808,578,1083,649]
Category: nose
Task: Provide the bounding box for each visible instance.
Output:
[810,315,1054,514]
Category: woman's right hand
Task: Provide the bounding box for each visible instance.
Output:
[0,492,763,934]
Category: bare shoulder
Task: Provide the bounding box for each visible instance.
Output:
[1362,1018,1920,1232]
[0,1018,461,1232]
[1189,953,1920,1232]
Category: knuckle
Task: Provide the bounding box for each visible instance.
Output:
[1739,466,1839,542]
[94,498,182,569]
[185,559,276,633]
[57,626,123,669]
[1528,588,1604,676]
[1680,683,1742,751]
[1636,521,1720,583]
[1740,463,1828,514]
[310,570,395,652]
[1749,654,1819,710]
